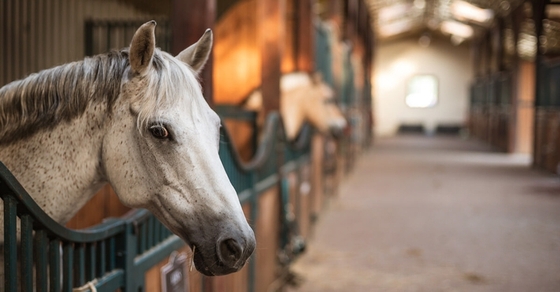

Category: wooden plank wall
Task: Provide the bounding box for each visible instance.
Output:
[1,0,170,87]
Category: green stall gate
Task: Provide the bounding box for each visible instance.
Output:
[1,112,312,292]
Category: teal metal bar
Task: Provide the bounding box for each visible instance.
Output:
[75,243,85,286]
[49,238,61,292]
[122,223,138,292]
[109,237,116,271]
[21,214,34,291]
[154,217,162,243]
[98,240,106,277]
[147,216,154,249]
[4,196,17,291]
[35,230,48,292]
[63,242,74,292]
[140,222,147,254]
[87,243,97,281]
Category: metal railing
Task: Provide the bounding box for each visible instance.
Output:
[1,111,313,292]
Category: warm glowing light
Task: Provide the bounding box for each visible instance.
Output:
[379,19,414,37]
[376,73,398,91]
[378,3,412,22]
[391,60,416,76]
[451,1,494,24]
[440,20,474,39]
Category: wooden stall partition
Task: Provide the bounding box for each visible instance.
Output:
[66,184,130,229]
[214,0,260,105]
[259,0,284,115]
[534,109,547,168]
[255,187,281,292]
[542,110,560,172]
[171,0,216,105]
[282,0,297,73]
[144,245,203,292]
[514,61,535,154]
[282,0,316,74]
[213,0,262,162]
[286,163,312,241]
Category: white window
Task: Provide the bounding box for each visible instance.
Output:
[406,75,438,108]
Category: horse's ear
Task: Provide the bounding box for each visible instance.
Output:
[176,29,213,75]
[129,21,157,75]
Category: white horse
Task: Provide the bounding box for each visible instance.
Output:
[243,72,347,141]
[0,21,255,281]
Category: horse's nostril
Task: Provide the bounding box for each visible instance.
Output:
[218,238,243,267]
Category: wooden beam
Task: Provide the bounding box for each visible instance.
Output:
[259,0,284,114]
[171,0,216,105]
[296,0,314,72]
[532,0,549,167]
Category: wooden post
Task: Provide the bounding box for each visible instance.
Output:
[532,0,549,167]
[171,0,216,106]
[259,0,284,115]
[296,0,314,72]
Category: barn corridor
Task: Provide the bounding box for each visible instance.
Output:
[289,135,560,292]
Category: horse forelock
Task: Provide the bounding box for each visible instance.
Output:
[132,52,201,132]
[0,48,200,145]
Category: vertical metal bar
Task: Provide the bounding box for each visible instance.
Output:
[154,216,161,243]
[98,240,106,277]
[148,216,155,249]
[4,196,17,292]
[123,224,139,292]
[109,237,116,271]
[63,242,74,292]
[49,239,61,292]
[74,243,85,287]
[21,214,34,291]
[35,230,48,292]
[140,222,147,254]
[86,243,97,281]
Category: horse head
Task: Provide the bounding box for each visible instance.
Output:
[102,21,255,276]
[281,72,347,140]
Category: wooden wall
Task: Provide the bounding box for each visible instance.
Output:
[1,0,170,87]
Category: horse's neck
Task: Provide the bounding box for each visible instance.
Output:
[280,90,305,140]
[0,105,108,224]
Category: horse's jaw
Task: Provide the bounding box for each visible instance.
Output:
[144,185,256,276]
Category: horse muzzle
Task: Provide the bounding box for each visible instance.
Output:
[328,118,348,138]
[193,229,256,276]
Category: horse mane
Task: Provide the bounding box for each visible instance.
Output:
[0,48,199,145]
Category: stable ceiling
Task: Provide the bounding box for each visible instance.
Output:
[366,0,560,59]
[365,0,524,44]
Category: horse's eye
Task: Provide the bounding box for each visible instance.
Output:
[149,125,169,139]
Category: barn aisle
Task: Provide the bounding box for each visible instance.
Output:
[288,135,560,292]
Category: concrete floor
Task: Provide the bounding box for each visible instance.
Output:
[288,135,560,292]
